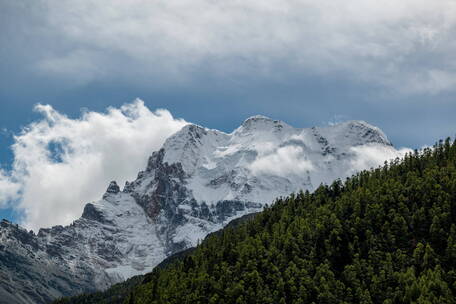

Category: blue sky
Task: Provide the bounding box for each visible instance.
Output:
[1,0,456,227]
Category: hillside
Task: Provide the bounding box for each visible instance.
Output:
[55,138,456,303]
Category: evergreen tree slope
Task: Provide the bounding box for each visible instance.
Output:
[63,138,456,303]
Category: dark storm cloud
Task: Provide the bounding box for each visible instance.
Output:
[2,0,456,91]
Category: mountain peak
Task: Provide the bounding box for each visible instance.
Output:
[345,120,377,129]
[181,123,207,135]
[234,115,292,136]
[342,120,391,146]
[241,115,277,126]
[316,120,391,147]
[163,124,209,146]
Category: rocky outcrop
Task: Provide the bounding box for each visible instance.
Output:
[0,220,98,304]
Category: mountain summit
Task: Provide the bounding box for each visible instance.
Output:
[0,118,399,304]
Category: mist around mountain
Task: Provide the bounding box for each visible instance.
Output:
[55,138,456,304]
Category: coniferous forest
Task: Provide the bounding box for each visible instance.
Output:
[55,138,456,303]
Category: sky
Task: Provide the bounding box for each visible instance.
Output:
[0,0,455,229]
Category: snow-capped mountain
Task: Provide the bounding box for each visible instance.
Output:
[0,117,400,304]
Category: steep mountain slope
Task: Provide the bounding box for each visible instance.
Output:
[0,117,399,303]
[51,213,258,304]
[0,220,99,304]
[61,138,456,304]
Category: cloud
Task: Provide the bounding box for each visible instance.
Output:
[249,140,412,189]
[3,0,455,95]
[250,145,314,176]
[0,100,187,231]
[349,144,412,174]
[0,169,20,207]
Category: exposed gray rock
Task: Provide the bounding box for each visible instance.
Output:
[105,181,120,194]
[0,220,98,304]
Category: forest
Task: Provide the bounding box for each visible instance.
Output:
[55,138,456,303]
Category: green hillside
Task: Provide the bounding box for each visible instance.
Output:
[56,138,456,303]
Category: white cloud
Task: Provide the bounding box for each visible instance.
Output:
[250,145,314,176]
[249,141,412,189]
[349,144,412,174]
[0,100,187,231]
[10,0,455,94]
[0,169,20,207]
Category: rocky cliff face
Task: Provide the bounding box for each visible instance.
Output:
[0,117,399,304]
[0,219,100,304]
